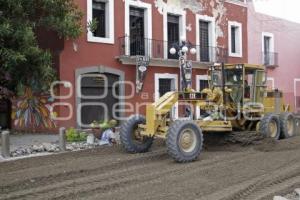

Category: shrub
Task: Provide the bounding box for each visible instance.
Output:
[66,127,87,142]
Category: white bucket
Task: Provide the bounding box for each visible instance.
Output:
[87,134,95,144]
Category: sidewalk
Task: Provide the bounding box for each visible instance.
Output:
[0,133,58,151]
[0,131,120,162]
[0,133,59,161]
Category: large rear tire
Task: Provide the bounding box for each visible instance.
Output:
[279,112,296,139]
[259,113,280,140]
[120,115,154,153]
[166,121,203,163]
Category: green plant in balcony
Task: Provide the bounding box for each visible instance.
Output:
[87,18,99,33]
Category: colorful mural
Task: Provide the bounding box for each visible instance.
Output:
[11,88,57,130]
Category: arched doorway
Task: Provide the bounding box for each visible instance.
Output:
[76,66,125,128]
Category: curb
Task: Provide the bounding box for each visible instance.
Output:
[0,152,53,163]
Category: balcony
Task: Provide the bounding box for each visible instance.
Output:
[117,36,228,68]
[262,52,279,68]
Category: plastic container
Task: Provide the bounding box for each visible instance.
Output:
[87,134,95,144]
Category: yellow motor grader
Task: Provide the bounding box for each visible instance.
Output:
[120,63,297,162]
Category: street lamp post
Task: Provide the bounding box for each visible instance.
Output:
[169,40,196,91]
[169,40,196,118]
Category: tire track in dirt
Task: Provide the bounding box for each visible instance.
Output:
[52,151,261,200]
[2,136,300,200]
[1,151,254,200]
[0,142,170,184]
[2,159,167,200]
[0,146,164,177]
[0,149,168,194]
[0,147,122,173]
[149,150,300,200]
[140,152,300,200]
[250,176,300,200]
[239,171,300,200]
[216,160,300,200]
[260,183,300,200]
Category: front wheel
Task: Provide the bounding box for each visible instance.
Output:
[166,121,203,163]
[120,115,154,153]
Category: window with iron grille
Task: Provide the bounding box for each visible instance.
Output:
[159,79,172,97]
[87,0,114,44]
[92,0,106,38]
[130,7,145,56]
[168,14,180,59]
[231,26,237,53]
[264,36,271,65]
[229,21,242,57]
[200,79,209,90]
[264,36,271,53]
[200,21,210,62]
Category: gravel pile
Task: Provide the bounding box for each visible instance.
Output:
[10,141,103,157]
[11,143,60,157]
[225,131,265,145]
[274,188,300,200]
[66,142,103,151]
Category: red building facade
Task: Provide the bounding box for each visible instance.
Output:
[41,0,249,130]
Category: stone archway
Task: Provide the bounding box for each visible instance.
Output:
[75,66,125,128]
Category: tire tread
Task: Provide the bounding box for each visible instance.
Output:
[279,112,295,139]
[166,121,203,163]
[120,115,153,153]
[259,113,280,140]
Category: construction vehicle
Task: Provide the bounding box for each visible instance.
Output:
[120,63,297,163]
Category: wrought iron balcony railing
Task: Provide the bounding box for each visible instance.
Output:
[118,36,228,63]
[262,52,279,67]
[194,45,228,63]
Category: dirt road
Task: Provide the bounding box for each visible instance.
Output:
[1,134,300,200]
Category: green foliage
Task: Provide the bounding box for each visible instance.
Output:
[0,0,83,95]
[66,127,87,142]
[79,132,88,141]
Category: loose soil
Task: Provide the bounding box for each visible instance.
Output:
[1,132,300,200]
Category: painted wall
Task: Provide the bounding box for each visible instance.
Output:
[11,88,57,133]
[248,3,300,111]
[56,0,248,128]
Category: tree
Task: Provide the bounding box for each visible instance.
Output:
[0,0,83,97]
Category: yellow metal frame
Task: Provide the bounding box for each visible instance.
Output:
[139,64,292,139]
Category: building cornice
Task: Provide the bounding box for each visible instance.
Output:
[116,56,211,69]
